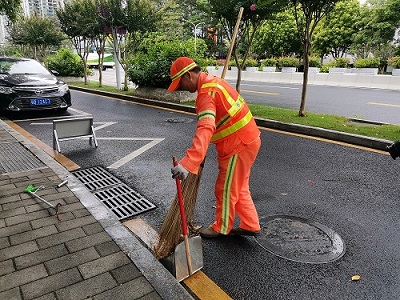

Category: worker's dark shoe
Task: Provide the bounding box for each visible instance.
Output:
[200,226,221,238]
[230,227,261,236]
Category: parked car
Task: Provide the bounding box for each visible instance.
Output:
[0,57,71,114]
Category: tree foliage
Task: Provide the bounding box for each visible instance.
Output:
[7,15,66,60]
[312,0,360,59]
[352,0,400,59]
[57,0,99,83]
[0,0,21,21]
[208,0,288,91]
[253,8,301,57]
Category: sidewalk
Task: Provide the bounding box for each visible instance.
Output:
[0,119,193,300]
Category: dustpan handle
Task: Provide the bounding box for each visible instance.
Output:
[173,157,188,236]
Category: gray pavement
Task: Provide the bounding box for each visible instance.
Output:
[0,119,193,300]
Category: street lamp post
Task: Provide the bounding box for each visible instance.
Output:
[193,22,205,54]
[184,20,205,54]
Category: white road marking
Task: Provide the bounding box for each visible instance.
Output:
[100,137,164,169]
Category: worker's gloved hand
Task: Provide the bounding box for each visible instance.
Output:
[171,164,189,180]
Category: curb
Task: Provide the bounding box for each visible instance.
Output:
[70,86,393,151]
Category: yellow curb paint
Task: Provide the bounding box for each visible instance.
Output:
[183,271,233,300]
[123,218,232,300]
[368,102,400,108]
[241,89,279,96]
[5,120,80,172]
[260,127,390,155]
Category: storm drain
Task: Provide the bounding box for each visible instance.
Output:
[255,215,345,264]
[0,142,46,174]
[72,166,156,220]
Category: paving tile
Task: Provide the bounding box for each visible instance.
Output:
[30,212,75,229]
[110,263,142,284]
[92,277,154,300]
[0,194,21,205]
[71,207,91,217]
[0,236,10,249]
[0,287,21,300]
[14,244,68,270]
[0,222,31,238]
[55,215,97,232]
[0,206,26,219]
[0,240,38,262]
[81,222,104,235]
[66,231,112,253]
[31,293,57,300]
[55,272,117,300]
[36,228,86,249]
[0,259,15,276]
[0,183,18,197]
[94,240,121,257]
[10,225,58,245]
[6,210,50,226]
[45,247,100,275]
[21,268,82,300]
[0,264,47,293]
[78,251,131,279]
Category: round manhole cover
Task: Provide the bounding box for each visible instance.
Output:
[255,215,345,264]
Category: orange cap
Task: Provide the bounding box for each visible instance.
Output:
[167,57,197,92]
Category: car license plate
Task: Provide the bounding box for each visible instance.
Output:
[30,98,51,106]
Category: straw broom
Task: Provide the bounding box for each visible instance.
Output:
[154,7,245,260]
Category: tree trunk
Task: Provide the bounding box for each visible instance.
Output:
[299,43,310,117]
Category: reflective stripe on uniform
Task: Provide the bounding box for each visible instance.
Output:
[171,62,197,81]
[211,110,253,142]
[201,83,244,117]
[198,110,216,121]
[221,154,237,234]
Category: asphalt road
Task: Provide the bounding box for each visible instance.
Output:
[90,69,400,125]
[9,90,400,300]
[229,81,400,125]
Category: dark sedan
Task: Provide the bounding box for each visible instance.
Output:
[0,57,71,114]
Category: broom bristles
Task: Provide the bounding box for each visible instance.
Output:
[154,164,204,259]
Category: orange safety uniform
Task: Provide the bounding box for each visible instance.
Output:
[180,72,261,234]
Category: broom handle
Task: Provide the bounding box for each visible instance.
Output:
[173,157,193,275]
[220,6,244,79]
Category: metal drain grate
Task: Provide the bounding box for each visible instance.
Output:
[0,142,46,174]
[73,166,156,220]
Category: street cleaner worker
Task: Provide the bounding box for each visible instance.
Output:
[168,56,262,238]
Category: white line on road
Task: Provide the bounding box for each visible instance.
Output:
[101,137,164,169]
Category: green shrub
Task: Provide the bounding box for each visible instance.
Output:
[308,56,322,68]
[44,48,85,77]
[277,57,299,67]
[245,58,259,67]
[127,40,206,88]
[334,58,350,68]
[261,58,277,67]
[387,56,400,69]
[354,58,380,68]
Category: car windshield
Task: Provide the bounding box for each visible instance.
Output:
[0,59,51,75]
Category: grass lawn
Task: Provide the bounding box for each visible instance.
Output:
[67,81,400,142]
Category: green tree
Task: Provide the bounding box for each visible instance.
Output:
[208,0,288,91]
[253,8,301,58]
[352,0,400,59]
[97,0,157,90]
[0,0,21,21]
[312,0,360,59]
[57,0,98,84]
[7,15,65,60]
[291,0,341,117]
